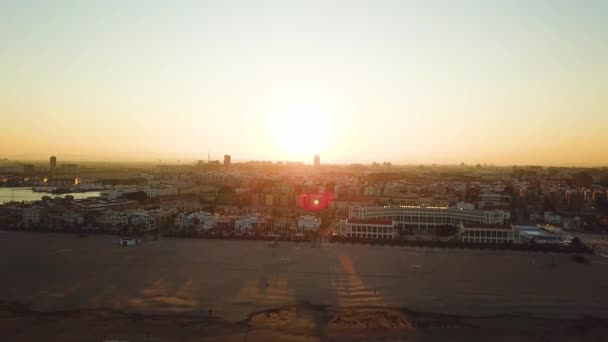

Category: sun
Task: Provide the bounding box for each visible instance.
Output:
[270,103,331,161]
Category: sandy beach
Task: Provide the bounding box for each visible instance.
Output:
[1,231,608,340]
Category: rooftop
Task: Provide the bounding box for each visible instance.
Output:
[462,224,513,230]
[347,219,393,225]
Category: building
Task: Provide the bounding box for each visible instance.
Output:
[478,193,510,209]
[224,154,231,168]
[143,186,178,198]
[313,155,320,168]
[175,211,217,231]
[23,206,48,226]
[298,193,333,211]
[235,214,260,232]
[458,223,515,244]
[97,209,173,231]
[63,211,84,225]
[349,205,510,232]
[71,199,138,213]
[0,163,34,174]
[297,215,321,231]
[97,210,130,227]
[50,156,56,175]
[339,219,397,239]
[544,212,562,225]
[513,225,572,245]
[100,187,140,199]
[329,197,375,214]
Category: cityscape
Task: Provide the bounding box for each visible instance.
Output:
[2,154,608,251]
[2,0,608,341]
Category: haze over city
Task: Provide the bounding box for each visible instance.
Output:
[5,1,608,341]
[2,0,607,165]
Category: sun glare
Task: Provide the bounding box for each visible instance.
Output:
[270,104,331,161]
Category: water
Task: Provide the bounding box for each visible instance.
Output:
[0,187,100,204]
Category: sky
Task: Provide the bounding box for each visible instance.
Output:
[1,0,607,165]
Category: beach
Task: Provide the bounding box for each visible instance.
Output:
[1,231,608,340]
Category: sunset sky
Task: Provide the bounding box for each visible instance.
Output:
[1,1,607,165]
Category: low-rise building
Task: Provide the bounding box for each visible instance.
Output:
[350,205,510,232]
[478,193,511,209]
[458,223,515,244]
[98,210,130,227]
[98,209,173,231]
[23,206,48,226]
[235,214,260,232]
[544,212,562,225]
[144,186,178,198]
[100,187,139,199]
[297,215,321,231]
[339,219,397,240]
[63,211,84,225]
[175,211,217,231]
[514,225,573,245]
[72,199,138,212]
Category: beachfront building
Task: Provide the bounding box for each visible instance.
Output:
[297,215,321,231]
[63,211,84,225]
[174,211,217,231]
[96,209,173,231]
[98,210,130,227]
[339,219,397,239]
[458,223,515,244]
[543,212,562,225]
[513,225,573,245]
[23,206,48,226]
[235,214,260,233]
[349,205,510,233]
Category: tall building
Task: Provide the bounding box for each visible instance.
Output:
[224,154,231,168]
[50,156,56,176]
[313,154,320,168]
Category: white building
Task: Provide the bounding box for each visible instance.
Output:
[235,214,260,232]
[458,223,515,244]
[339,219,397,240]
[350,205,510,232]
[99,209,172,231]
[175,211,217,231]
[297,215,321,231]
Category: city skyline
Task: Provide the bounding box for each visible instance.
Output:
[2,1,607,166]
[2,152,607,168]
